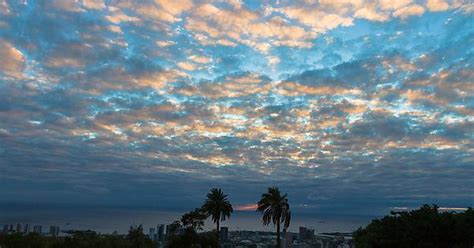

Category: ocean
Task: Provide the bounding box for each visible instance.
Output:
[0,205,375,234]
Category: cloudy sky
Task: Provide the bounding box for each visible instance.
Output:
[0,0,473,215]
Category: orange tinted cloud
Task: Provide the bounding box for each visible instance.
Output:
[235,204,258,211]
[0,40,25,79]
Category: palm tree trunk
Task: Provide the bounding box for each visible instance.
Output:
[217,220,220,247]
[276,217,281,248]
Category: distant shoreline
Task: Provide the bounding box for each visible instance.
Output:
[0,205,375,234]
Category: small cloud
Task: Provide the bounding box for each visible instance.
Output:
[156,40,176,47]
[354,7,389,22]
[82,0,106,10]
[439,207,469,211]
[177,61,197,71]
[267,56,280,65]
[426,0,449,12]
[235,204,258,211]
[0,128,11,136]
[50,0,82,12]
[190,55,212,64]
[393,4,425,20]
[0,40,25,79]
[391,207,409,211]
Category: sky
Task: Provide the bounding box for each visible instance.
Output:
[0,0,473,216]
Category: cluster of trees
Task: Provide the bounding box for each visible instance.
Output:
[0,226,153,248]
[167,186,291,248]
[353,204,474,247]
[0,187,292,248]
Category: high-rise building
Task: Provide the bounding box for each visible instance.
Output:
[49,226,59,237]
[282,231,289,248]
[157,224,165,240]
[24,224,30,234]
[282,230,295,248]
[33,225,42,234]
[149,227,156,241]
[298,226,314,241]
[2,224,8,233]
[220,227,229,242]
[16,224,22,233]
[9,225,14,232]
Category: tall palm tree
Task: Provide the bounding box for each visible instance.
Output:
[257,187,291,248]
[201,188,233,245]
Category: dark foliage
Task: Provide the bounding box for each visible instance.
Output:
[0,227,153,248]
[181,208,207,231]
[353,204,474,248]
[166,208,218,248]
[166,229,218,248]
[257,186,291,248]
[201,188,233,244]
[127,225,153,248]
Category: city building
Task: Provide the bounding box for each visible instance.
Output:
[157,224,165,240]
[33,225,42,234]
[282,230,295,248]
[16,224,22,233]
[2,224,9,233]
[49,226,59,237]
[298,227,315,241]
[23,224,30,234]
[149,227,156,241]
[220,227,229,242]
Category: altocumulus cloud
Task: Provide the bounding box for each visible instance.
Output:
[0,0,473,214]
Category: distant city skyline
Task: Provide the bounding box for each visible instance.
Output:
[0,220,354,247]
[0,0,473,216]
[0,205,371,234]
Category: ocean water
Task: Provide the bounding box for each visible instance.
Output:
[0,205,375,234]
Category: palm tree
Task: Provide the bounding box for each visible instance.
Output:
[201,188,233,245]
[257,187,291,248]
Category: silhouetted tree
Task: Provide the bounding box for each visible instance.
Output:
[201,188,233,246]
[257,186,291,248]
[166,209,218,248]
[127,225,152,248]
[181,208,207,231]
[167,221,182,236]
[353,204,474,248]
[0,230,153,248]
[167,230,218,248]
